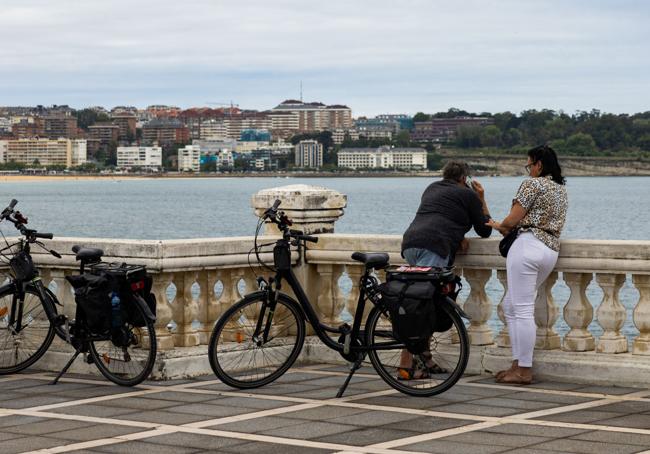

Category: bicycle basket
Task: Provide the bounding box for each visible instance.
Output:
[9,251,37,281]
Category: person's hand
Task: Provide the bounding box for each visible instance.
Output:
[471,179,485,199]
[458,238,470,254]
[486,218,509,236]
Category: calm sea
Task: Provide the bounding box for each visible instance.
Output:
[0,176,647,240]
[1,176,647,340]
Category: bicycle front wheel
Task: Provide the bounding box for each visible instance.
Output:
[0,285,56,374]
[366,301,469,397]
[89,295,157,386]
[209,293,305,389]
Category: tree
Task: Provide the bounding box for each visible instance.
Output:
[479,125,502,147]
[565,133,597,156]
[427,152,443,170]
[412,112,430,122]
[503,128,522,147]
[74,108,110,130]
[393,130,411,147]
[455,126,482,148]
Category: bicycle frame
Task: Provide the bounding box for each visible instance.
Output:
[255,240,402,356]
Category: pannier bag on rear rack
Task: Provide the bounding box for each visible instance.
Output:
[379,265,461,354]
[66,262,157,337]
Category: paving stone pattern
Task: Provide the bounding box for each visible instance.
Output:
[0,365,650,453]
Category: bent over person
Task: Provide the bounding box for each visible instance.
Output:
[398,161,492,379]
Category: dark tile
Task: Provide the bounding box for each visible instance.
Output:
[530,438,643,454]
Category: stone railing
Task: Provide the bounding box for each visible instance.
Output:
[27,236,297,353]
[11,184,650,385]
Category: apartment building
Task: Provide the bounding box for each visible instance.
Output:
[0,138,87,167]
[42,114,78,139]
[116,146,162,171]
[10,117,43,138]
[110,114,137,140]
[178,145,201,172]
[142,119,190,147]
[331,128,360,145]
[295,140,323,168]
[270,100,352,135]
[338,146,427,170]
[87,123,119,158]
[410,117,494,142]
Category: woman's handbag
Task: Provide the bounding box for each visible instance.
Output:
[499,227,520,258]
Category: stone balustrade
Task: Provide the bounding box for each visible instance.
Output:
[6,183,650,385]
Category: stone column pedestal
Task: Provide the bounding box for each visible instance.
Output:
[251,184,347,235]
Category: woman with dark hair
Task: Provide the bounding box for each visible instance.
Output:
[486,145,568,384]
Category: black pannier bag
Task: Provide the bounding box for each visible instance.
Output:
[379,267,457,354]
[66,273,112,334]
[89,262,156,328]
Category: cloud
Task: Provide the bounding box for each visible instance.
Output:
[0,0,648,115]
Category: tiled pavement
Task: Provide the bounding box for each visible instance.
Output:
[2,365,650,453]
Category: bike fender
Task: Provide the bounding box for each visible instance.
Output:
[444,296,471,321]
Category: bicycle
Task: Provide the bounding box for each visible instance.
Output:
[208,200,470,397]
[0,199,157,386]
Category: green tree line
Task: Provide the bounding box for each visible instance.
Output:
[415,108,650,156]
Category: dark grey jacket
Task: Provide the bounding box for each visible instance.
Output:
[401,179,492,263]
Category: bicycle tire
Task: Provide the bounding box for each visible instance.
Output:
[0,285,56,374]
[209,292,305,389]
[89,295,157,386]
[366,301,469,397]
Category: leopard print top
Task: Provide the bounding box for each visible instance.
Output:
[514,175,568,251]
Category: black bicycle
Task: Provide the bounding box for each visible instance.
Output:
[0,199,157,386]
[208,200,470,397]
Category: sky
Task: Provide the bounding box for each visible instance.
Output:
[0,0,648,116]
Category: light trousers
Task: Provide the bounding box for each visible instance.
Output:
[503,232,558,367]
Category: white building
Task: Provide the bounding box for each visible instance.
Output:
[331,128,360,145]
[200,119,228,140]
[295,140,323,168]
[117,146,162,171]
[178,145,201,172]
[0,117,11,133]
[0,138,86,167]
[338,146,427,170]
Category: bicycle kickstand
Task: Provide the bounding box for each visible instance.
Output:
[336,357,363,398]
[50,349,81,385]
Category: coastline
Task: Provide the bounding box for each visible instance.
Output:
[1,155,649,181]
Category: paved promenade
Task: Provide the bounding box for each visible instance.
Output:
[2,364,650,453]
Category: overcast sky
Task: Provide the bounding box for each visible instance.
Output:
[1,0,648,116]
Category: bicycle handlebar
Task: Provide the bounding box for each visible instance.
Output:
[34,232,54,240]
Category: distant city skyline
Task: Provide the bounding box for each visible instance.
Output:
[1,0,649,116]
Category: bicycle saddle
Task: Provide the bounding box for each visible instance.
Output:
[351,252,389,269]
[72,245,104,261]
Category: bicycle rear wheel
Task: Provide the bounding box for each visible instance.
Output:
[366,301,469,397]
[208,293,305,389]
[89,295,156,386]
[0,285,56,374]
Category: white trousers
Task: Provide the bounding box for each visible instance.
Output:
[503,232,558,367]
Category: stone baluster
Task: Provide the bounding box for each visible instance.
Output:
[196,270,211,345]
[151,272,174,350]
[595,273,627,353]
[315,264,343,326]
[495,270,510,348]
[206,269,222,330]
[345,265,366,325]
[535,271,561,350]
[171,271,200,347]
[562,272,595,351]
[632,275,650,355]
[463,269,494,345]
[49,269,75,319]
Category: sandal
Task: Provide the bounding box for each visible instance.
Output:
[495,370,532,385]
[396,367,431,380]
[419,352,447,374]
